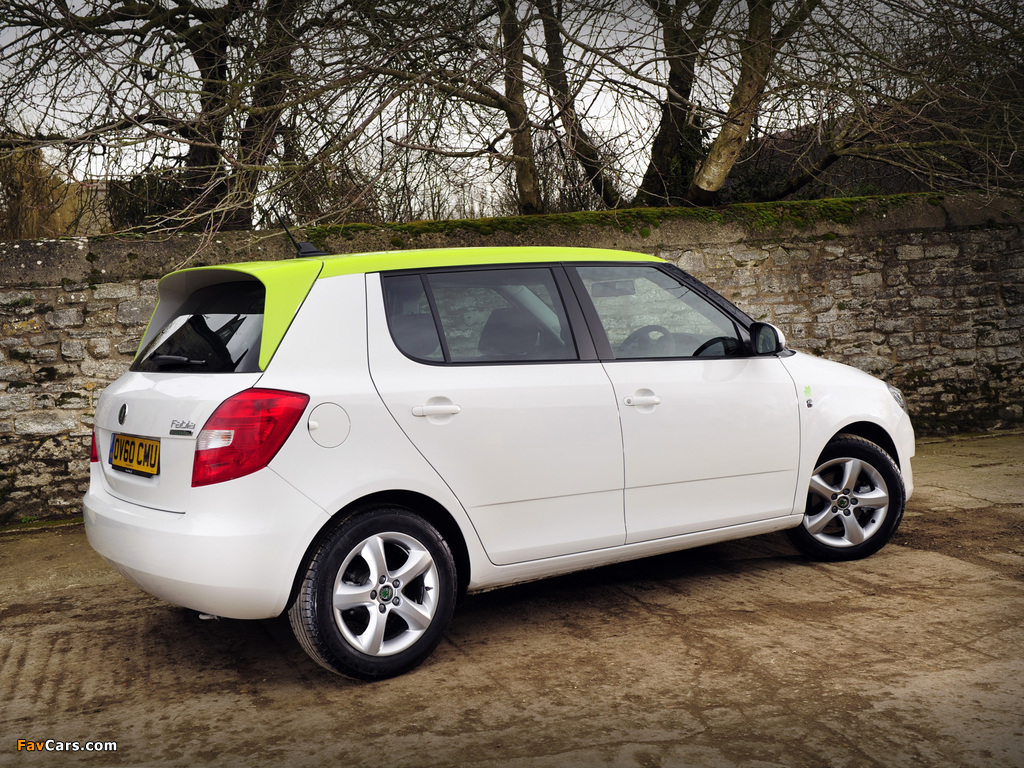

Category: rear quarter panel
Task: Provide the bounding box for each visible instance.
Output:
[257,273,490,566]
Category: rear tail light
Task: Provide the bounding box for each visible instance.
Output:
[90,430,99,462]
[192,388,309,487]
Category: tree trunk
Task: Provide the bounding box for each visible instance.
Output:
[537,0,623,209]
[179,6,234,225]
[688,0,821,205]
[687,0,772,204]
[634,0,722,207]
[228,0,299,229]
[497,0,544,215]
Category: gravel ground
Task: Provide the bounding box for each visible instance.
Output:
[1,432,1022,768]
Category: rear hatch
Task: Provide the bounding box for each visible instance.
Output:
[95,373,263,512]
[94,263,321,512]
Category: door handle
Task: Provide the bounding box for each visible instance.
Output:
[624,394,662,407]
[412,404,462,417]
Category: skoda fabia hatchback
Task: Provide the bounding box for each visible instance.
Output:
[84,246,914,680]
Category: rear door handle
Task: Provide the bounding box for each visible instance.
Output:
[624,394,662,407]
[412,404,462,417]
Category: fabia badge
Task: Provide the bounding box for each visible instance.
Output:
[118,404,127,425]
[170,419,195,437]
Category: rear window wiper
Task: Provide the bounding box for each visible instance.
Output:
[149,355,208,367]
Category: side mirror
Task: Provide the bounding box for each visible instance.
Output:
[750,322,786,355]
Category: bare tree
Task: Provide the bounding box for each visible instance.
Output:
[543,0,1020,206]
[535,0,625,208]
[2,0,1019,235]
[634,0,723,206]
[0,0,406,231]
[352,1,552,214]
[758,0,1024,201]
[686,0,822,203]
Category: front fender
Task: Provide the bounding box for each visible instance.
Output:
[781,352,915,514]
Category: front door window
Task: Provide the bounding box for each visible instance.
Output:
[576,265,742,359]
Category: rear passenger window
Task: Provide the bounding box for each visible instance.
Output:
[131,281,265,373]
[381,275,444,362]
[383,268,577,363]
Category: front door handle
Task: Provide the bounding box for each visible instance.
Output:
[412,404,462,417]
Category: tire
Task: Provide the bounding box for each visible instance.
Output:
[288,506,457,680]
[786,434,906,562]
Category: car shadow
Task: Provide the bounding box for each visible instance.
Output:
[121,531,806,687]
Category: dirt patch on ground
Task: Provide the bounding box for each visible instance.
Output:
[893,434,1024,581]
[895,503,1024,581]
[1,434,1022,768]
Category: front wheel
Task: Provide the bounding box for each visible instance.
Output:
[786,435,906,562]
[289,506,457,680]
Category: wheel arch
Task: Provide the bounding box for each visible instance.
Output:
[287,489,472,612]
[831,421,901,468]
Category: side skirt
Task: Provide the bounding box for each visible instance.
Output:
[466,515,801,594]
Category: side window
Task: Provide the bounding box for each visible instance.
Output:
[383,268,577,363]
[382,274,444,361]
[576,265,742,359]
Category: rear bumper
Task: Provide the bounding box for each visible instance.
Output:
[84,465,329,619]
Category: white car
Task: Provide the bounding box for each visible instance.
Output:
[84,246,914,680]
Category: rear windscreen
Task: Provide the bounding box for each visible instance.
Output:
[131,281,265,373]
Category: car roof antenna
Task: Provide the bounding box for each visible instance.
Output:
[275,210,328,258]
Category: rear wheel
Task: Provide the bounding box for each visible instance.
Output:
[289,506,457,680]
[786,435,906,561]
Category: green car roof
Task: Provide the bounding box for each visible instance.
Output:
[313,245,661,278]
[157,246,663,371]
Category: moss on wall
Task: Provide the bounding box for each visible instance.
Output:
[303,195,956,252]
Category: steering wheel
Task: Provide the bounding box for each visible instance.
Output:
[619,325,672,356]
[692,335,737,357]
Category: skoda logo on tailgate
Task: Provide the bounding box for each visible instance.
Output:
[118,404,127,425]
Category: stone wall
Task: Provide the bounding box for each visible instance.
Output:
[0,280,159,524]
[1,194,1022,527]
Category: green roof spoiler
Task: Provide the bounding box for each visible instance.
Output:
[141,260,324,372]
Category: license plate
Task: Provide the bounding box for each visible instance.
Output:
[109,434,161,477]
